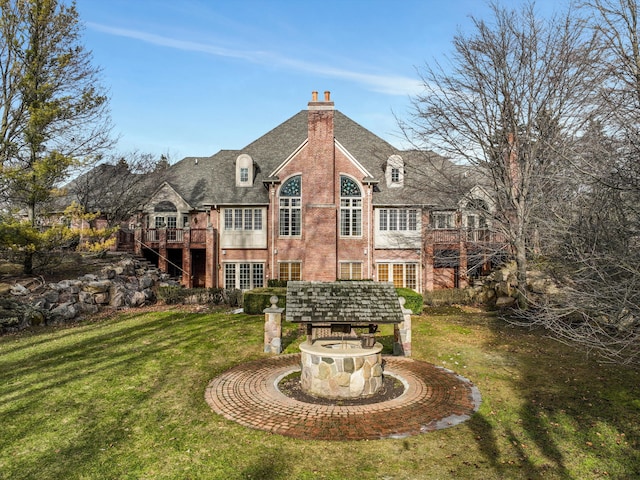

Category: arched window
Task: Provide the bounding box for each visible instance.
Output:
[279,175,301,236]
[154,201,177,212]
[340,176,362,236]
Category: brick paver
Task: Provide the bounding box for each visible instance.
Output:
[204,354,481,441]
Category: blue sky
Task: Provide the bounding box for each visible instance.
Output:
[75,0,563,161]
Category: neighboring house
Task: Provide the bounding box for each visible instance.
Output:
[128,92,507,291]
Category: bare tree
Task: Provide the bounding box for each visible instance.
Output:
[400,1,602,296]
[521,0,640,365]
[63,151,169,227]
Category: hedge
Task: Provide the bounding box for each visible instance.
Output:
[156,286,242,306]
[395,288,423,314]
[243,287,287,315]
[422,288,474,306]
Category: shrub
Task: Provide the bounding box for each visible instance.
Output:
[157,286,187,305]
[156,286,237,306]
[243,288,287,315]
[396,288,423,314]
[267,279,288,288]
[423,288,474,306]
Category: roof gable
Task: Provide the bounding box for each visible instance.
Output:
[144,182,192,213]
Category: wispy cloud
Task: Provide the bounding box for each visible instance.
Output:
[88,23,422,96]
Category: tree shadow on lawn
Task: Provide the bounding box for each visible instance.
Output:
[1,309,280,477]
[473,315,640,479]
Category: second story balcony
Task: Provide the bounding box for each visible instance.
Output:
[430,228,507,245]
[143,228,209,247]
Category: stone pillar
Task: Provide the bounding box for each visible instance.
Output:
[264,296,284,354]
[393,297,412,357]
[158,228,168,273]
[182,228,191,287]
[134,223,143,256]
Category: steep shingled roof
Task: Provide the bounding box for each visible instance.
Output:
[285,281,404,324]
[161,108,463,209]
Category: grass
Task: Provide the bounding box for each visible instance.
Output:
[1,305,639,479]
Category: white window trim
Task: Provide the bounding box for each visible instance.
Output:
[224,262,265,290]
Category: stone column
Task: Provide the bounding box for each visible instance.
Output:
[393,297,412,357]
[264,296,284,354]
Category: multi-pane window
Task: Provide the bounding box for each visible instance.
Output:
[279,262,301,281]
[254,210,262,230]
[224,210,233,230]
[378,264,389,284]
[279,176,301,237]
[466,214,486,229]
[340,176,362,236]
[339,262,362,280]
[223,209,264,231]
[391,167,400,183]
[433,212,454,229]
[405,264,417,290]
[239,264,251,290]
[155,216,165,228]
[244,209,253,230]
[252,264,264,288]
[377,262,418,290]
[240,167,249,183]
[234,209,243,230]
[224,264,236,290]
[379,209,418,231]
[224,263,264,290]
[166,216,177,241]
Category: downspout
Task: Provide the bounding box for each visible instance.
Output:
[367,185,372,279]
[271,185,276,281]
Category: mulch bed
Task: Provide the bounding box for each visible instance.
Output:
[277,371,406,406]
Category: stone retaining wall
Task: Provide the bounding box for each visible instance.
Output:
[0,256,180,334]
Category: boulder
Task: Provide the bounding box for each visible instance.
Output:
[94,292,110,305]
[49,302,78,322]
[24,307,46,326]
[130,291,146,307]
[109,284,129,308]
[44,290,60,304]
[83,280,112,294]
[495,296,516,308]
[10,284,29,296]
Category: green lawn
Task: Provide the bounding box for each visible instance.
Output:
[1,305,638,479]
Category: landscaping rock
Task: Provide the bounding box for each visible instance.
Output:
[49,302,78,323]
[130,291,146,307]
[83,280,111,294]
[10,284,29,296]
[0,254,164,334]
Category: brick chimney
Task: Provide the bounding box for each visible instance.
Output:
[306,91,335,204]
[303,91,337,281]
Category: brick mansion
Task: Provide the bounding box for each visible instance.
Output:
[126,91,507,292]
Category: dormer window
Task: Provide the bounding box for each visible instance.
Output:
[386,155,404,188]
[236,154,253,186]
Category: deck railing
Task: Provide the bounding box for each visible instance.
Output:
[431,228,507,244]
[144,228,208,244]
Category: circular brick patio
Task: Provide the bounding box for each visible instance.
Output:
[205,354,481,441]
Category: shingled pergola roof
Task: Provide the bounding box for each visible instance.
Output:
[285,281,404,324]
